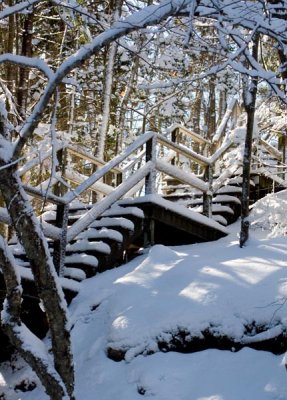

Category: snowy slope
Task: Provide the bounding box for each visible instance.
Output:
[1,192,287,400]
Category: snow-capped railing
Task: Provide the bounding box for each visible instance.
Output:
[8,120,285,272]
[16,129,239,215]
[252,137,287,185]
[212,98,240,144]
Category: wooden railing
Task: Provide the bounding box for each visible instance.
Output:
[2,97,286,273]
[3,129,238,272]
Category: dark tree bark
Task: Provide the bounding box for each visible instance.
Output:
[239,34,259,247]
[0,108,75,399]
[16,11,34,119]
[0,236,67,400]
[0,167,75,399]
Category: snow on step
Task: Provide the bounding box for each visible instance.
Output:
[179,194,240,207]
[16,265,80,292]
[60,277,81,293]
[212,195,241,204]
[119,194,228,234]
[41,210,56,222]
[229,176,255,186]
[9,243,25,256]
[194,204,234,214]
[65,254,99,268]
[66,240,111,254]
[102,206,144,219]
[76,227,123,243]
[91,217,134,231]
[163,188,203,198]
[215,185,242,194]
[63,267,86,281]
[212,215,228,226]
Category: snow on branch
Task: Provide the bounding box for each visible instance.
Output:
[0,54,54,80]
[0,0,41,19]
[13,0,196,157]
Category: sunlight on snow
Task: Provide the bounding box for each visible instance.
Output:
[278,279,287,297]
[264,383,277,394]
[112,315,129,330]
[200,266,236,282]
[179,282,218,304]
[115,261,178,287]
[0,373,6,386]
[222,257,280,285]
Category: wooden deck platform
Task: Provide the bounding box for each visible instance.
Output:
[118,195,228,247]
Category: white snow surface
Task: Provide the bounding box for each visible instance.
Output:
[2,191,287,399]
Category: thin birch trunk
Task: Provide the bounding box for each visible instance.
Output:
[95,2,123,160]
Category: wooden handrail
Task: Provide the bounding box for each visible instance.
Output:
[64,170,114,196]
[19,128,236,208]
[66,161,154,242]
[212,98,238,144]
[66,144,122,174]
[62,131,155,204]
[157,133,210,166]
[156,160,209,193]
[209,139,233,164]
[168,123,211,145]
[258,138,282,161]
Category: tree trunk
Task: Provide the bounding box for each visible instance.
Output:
[0,101,74,399]
[95,1,123,160]
[0,166,75,399]
[0,236,68,400]
[239,34,259,247]
[16,11,34,119]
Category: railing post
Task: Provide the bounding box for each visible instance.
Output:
[53,147,68,275]
[145,134,157,195]
[53,203,69,276]
[144,134,156,247]
[202,165,213,218]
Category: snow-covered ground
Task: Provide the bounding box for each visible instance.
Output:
[1,191,287,399]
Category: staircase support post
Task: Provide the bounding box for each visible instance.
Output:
[203,165,213,218]
[145,134,157,195]
[144,218,155,248]
[53,204,69,276]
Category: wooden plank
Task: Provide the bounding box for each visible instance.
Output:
[63,131,155,204]
[258,138,282,161]
[169,123,210,145]
[156,159,208,192]
[64,170,114,196]
[67,144,121,174]
[119,200,227,246]
[157,134,210,166]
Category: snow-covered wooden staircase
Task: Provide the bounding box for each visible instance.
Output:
[1,97,287,360]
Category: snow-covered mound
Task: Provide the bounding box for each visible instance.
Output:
[2,209,287,399]
[250,189,287,237]
[69,236,287,363]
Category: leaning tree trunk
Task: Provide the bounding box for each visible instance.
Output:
[0,167,75,399]
[239,34,259,248]
[0,108,75,399]
[0,236,68,400]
